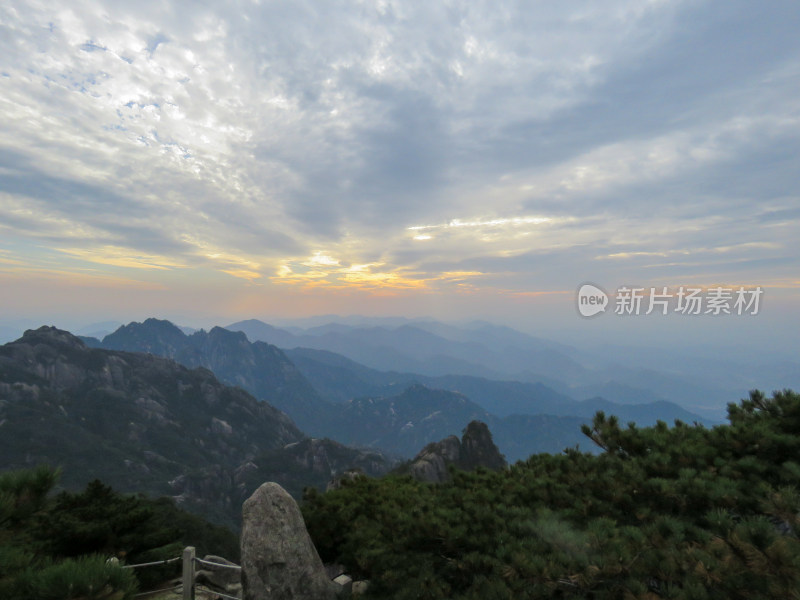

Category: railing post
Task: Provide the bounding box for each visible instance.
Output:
[182,546,195,600]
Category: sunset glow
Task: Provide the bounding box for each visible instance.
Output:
[0,0,797,347]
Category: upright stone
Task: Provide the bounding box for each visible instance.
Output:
[241,482,336,600]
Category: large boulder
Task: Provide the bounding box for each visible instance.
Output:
[241,482,336,600]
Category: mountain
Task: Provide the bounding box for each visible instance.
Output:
[93,319,703,461]
[229,318,774,420]
[568,381,672,406]
[93,318,335,435]
[282,347,418,402]
[240,319,587,380]
[327,384,591,461]
[222,318,300,349]
[74,320,123,340]
[490,413,596,460]
[0,327,392,527]
[244,437,390,499]
[226,319,513,378]
[401,420,507,483]
[284,345,574,414]
[283,346,707,426]
[94,320,593,460]
[575,397,704,424]
[330,384,493,457]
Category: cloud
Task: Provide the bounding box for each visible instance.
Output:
[55,245,186,270]
[0,0,797,318]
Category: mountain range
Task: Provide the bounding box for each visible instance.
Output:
[0,326,391,527]
[92,319,332,434]
[3,315,777,530]
[227,318,799,422]
[282,346,706,423]
[82,318,708,460]
[82,319,590,459]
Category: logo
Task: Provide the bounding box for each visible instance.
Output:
[575,284,763,318]
[577,283,608,317]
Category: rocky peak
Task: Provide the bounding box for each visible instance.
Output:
[101,318,188,357]
[5,327,93,389]
[207,326,248,344]
[20,326,88,352]
[460,420,507,471]
[405,420,506,483]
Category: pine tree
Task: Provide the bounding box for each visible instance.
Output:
[303,390,800,599]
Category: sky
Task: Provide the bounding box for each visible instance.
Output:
[0,0,798,350]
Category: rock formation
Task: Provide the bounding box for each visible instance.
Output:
[459,420,508,472]
[241,482,336,600]
[406,435,461,483]
[406,420,507,483]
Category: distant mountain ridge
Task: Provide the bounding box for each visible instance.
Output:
[87,318,334,434]
[89,320,593,460]
[333,384,494,457]
[89,318,707,462]
[226,319,556,380]
[227,318,765,421]
[283,346,707,426]
[326,384,592,461]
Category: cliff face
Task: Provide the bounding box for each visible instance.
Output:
[0,327,392,527]
[405,421,507,483]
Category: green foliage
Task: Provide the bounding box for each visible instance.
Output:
[9,555,138,600]
[0,466,239,597]
[36,480,179,558]
[303,390,800,599]
[0,467,139,599]
[0,465,59,527]
[146,497,240,562]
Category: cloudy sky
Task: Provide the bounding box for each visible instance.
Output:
[1,0,798,343]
